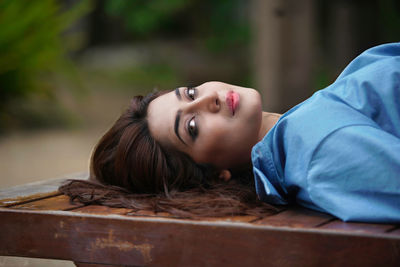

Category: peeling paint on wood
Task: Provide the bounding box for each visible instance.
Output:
[90,229,153,264]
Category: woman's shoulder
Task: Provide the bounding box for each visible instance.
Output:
[252,94,373,174]
[275,91,374,146]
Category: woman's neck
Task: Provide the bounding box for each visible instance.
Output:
[257,112,281,141]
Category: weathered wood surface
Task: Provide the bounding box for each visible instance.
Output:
[1,209,399,267]
[74,205,133,216]
[320,220,396,234]
[390,228,400,235]
[0,175,399,267]
[11,195,84,211]
[254,206,333,228]
[0,172,87,207]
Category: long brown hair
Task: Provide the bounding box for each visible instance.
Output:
[59,91,278,218]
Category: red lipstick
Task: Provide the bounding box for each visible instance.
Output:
[226,90,240,115]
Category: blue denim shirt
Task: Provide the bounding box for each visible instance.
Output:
[252,43,400,223]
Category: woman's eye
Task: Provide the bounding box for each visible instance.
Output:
[187,117,198,141]
[186,87,196,100]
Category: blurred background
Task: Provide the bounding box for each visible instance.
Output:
[0,0,399,265]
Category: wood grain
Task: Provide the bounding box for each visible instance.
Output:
[1,175,399,266]
[0,191,61,207]
[122,209,259,224]
[203,215,258,223]
[0,172,87,207]
[254,206,333,228]
[389,227,400,236]
[74,262,123,267]
[0,209,399,267]
[126,209,259,223]
[73,205,132,215]
[320,220,395,234]
[10,195,84,211]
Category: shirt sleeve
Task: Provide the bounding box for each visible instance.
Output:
[307,124,400,223]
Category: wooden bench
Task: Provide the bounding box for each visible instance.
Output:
[0,173,399,267]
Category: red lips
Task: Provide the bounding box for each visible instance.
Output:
[226,90,240,115]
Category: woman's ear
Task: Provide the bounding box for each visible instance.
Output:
[218,169,232,182]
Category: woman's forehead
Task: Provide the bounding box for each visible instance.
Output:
[147,92,181,149]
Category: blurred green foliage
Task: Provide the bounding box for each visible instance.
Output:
[0,0,92,129]
[198,0,250,52]
[85,62,180,94]
[378,0,400,42]
[104,0,250,53]
[105,0,189,36]
[115,63,180,90]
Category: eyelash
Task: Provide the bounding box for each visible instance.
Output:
[185,86,196,100]
[184,86,198,140]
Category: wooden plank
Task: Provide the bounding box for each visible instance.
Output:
[74,262,121,267]
[126,209,259,223]
[320,220,395,234]
[0,172,88,207]
[10,195,84,211]
[73,206,184,219]
[73,205,132,215]
[130,210,258,223]
[127,210,158,216]
[0,191,61,207]
[0,209,399,267]
[388,227,400,236]
[254,206,333,228]
[199,215,258,223]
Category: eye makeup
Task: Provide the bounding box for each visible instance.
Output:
[187,116,198,141]
[185,86,197,100]
[175,86,199,144]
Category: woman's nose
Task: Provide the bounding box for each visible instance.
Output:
[185,92,220,113]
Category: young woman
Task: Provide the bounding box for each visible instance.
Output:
[60,43,400,223]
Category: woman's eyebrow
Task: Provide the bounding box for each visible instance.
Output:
[174,89,187,146]
[174,110,186,145]
[175,87,182,100]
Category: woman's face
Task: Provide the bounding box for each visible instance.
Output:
[147,81,263,170]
